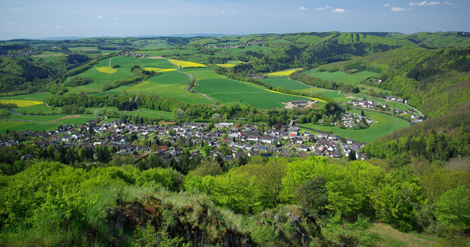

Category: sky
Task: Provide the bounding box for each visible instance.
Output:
[1,0,469,40]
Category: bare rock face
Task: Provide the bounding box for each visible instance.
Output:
[105,195,252,247]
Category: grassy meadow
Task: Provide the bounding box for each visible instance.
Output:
[0,121,58,134]
[300,110,410,143]
[127,71,212,105]
[303,69,379,85]
[196,78,312,108]
[261,78,310,90]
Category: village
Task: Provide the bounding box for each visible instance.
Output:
[0,118,367,165]
[204,41,266,49]
[348,96,425,123]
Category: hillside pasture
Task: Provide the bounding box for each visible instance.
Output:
[169,59,207,69]
[127,71,212,105]
[300,110,410,143]
[196,78,313,108]
[303,69,379,85]
[0,121,58,134]
[181,68,225,80]
[261,78,310,90]
[217,64,236,68]
[0,93,52,102]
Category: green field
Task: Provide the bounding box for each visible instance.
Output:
[127,71,212,105]
[181,68,225,80]
[68,47,98,52]
[303,69,379,85]
[0,92,52,102]
[196,78,312,109]
[261,78,310,90]
[300,110,410,143]
[71,56,178,91]
[0,121,58,134]
[12,104,61,115]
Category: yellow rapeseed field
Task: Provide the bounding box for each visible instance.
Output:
[0,100,43,107]
[265,68,302,77]
[169,59,207,69]
[96,67,118,74]
[264,89,327,102]
[144,67,177,73]
[217,64,236,68]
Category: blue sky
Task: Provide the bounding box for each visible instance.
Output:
[1,0,468,40]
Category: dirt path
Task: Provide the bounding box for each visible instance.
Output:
[108,57,113,67]
[53,115,80,122]
[163,57,218,104]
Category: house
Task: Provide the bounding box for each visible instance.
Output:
[233,151,246,159]
[248,150,259,157]
[347,138,353,145]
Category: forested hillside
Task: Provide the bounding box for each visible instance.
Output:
[1,156,469,246]
[316,47,470,118]
[362,109,470,161]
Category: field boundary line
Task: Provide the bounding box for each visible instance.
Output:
[163,57,217,104]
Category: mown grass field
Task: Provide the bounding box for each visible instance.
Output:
[127,71,212,105]
[71,57,178,92]
[300,110,410,143]
[261,78,310,90]
[12,104,61,115]
[0,93,51,102]
[216,64,236,68]
[181,68,225,80]
[5,114,97,125]
[0,121,58,134]
[196,78,312,108]
[68,47,98,52]
[303,69,379,85]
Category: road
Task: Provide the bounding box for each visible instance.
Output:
[163,57,217,104]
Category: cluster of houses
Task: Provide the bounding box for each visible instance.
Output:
[1,118,371,163]
[340,112,375,129]
[284,100,317,109]
[204,41,266,49]
[385,96,408,104]
[120,51,149,58]
[1,49,43,57]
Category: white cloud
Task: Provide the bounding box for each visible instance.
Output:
[221,10,225,13]
[113,17,117,20]
[391,7,408,11]
[232,11,235,13]
[382,4,390,7]
[55,25,61,28]
[332,8,345,13]
[410,1,426,5]
[96,15,105,19]
[409,1,441,6]
[444,1,453,5]
[315,7,325,10]
[299,7,309,10]
[326,6,332,8]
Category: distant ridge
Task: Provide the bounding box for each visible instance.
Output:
[37,33,244,40]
